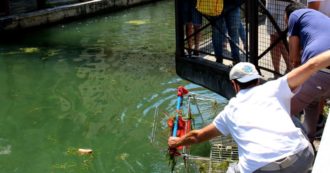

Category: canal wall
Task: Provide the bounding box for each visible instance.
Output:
[0,0,159,31]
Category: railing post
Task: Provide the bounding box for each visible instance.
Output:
[175,0,184,58]
[246,0,259,66]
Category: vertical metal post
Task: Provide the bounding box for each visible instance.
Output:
[175,0,184,58]
[246,0,259,66]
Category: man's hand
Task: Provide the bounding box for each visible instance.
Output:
[168,124,221,149]
[168,136,180,148]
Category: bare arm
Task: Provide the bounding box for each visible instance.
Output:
[308,1,321,10]
[168,123,221,148]
[289,36,301,68]
[287,50,330,91]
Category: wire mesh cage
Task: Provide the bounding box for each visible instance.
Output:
[208,136,238,173]
[183,94,238,173]
[185,135,238,173]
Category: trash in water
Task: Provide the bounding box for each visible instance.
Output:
[78,148,93,155]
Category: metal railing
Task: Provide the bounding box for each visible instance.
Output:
[175,0,295,97]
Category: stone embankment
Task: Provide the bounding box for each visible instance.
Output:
[0,0,157,31]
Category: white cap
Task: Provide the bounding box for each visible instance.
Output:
[229,62,262,83]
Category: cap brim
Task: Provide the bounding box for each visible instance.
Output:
[236,74,261,83]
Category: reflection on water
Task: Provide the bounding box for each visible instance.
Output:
[0,1,227,172]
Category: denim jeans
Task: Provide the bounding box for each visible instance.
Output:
[212,6,240,62]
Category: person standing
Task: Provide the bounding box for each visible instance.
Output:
[266,0,291,75]
[212,0,241,64]
[285,2,330,142]
[307,0,330,140]
[182,0,203,56]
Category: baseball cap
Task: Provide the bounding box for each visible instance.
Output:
[229,62,262,83]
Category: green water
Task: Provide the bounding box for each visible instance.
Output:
[0,1,226,172]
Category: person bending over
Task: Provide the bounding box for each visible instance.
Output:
[168,50,330,172]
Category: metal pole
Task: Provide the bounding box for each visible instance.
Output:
[247,0,259,66]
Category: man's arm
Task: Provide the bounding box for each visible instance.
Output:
[287,50,330,91]
[168,123,221,148]
[289,36,301,68]
[308,1,321,10]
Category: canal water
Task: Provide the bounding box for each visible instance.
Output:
[0,1,227,172]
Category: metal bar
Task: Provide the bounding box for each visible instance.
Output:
[247,0,259,66]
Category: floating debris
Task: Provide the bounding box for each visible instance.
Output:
[0,145,11,155]
[78,148,93,155]
[125,20,149,25]
[19,47,39,53]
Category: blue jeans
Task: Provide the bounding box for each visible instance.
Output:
[239,22,246,46]
[212,6,240,62]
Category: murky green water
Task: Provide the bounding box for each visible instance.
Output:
[0,1,226,172]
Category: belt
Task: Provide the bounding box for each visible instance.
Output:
[259,152,301,171]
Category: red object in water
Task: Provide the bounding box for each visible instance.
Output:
[177,86,189,97]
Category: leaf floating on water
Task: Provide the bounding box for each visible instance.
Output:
[78,148,93,155]
[19,47,39,53]
[126,20,149,25]
[119,153,129,160]
[0,145,11,155]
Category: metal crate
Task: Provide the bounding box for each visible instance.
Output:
[208,136,238,173]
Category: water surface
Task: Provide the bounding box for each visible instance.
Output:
[0,1,226,172]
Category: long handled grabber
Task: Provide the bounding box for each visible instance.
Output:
[167,86,189,172]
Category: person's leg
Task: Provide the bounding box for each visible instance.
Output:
[303,100,322,142]
[182,0,193,55]
[279,39,291,72]
[291,72,330,142]
[186,23,193,52]
[212,16,225,63]
[193,25,201,55]
[270,34,281,73]
[223,22,228,49]
[238,21,247,50]
[192,5,202,55]
[225,7,240,63]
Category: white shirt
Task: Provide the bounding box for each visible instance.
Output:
[213,76,309,173]
[308,0,330,17]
